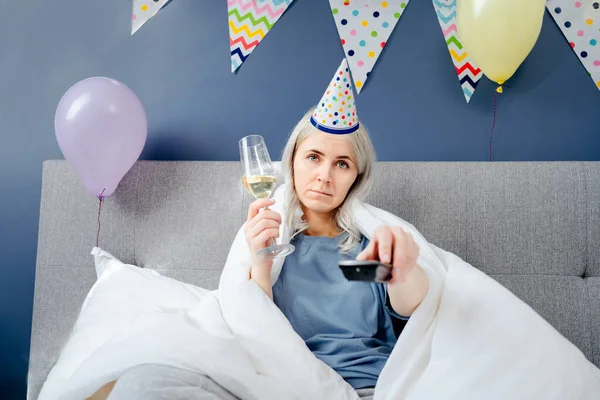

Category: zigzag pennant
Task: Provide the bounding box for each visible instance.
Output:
[132,0,172,35]
[547,0,600,91]
[329,0,410,94]
[432,0,482,102]
[229,0,294,72]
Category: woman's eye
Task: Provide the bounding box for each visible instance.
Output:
[337,161,349,169]
[308,155,319,162]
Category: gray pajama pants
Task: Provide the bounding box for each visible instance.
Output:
[107,364,376,400]
[107,364,237,400]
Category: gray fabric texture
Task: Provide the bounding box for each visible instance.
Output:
[586,163,600,278]
[107,364,374,400]
[28,161,600,400]
[356,387,375,399]
[107,364,238,400]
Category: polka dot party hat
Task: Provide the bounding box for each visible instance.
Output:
[310,58,359,134]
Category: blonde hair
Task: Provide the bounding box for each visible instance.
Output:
[280,106,376,253]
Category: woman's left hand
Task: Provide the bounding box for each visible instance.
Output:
[356,225,420,283]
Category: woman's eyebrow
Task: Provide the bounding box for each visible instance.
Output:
[306,149,353,160]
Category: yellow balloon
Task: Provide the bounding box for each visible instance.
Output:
[456,0,546,90]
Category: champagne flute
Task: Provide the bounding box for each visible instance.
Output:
[239,135,295,259]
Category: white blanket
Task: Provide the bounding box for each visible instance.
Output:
[45,184,600,399]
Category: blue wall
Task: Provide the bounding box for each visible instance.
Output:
[1,0,599,397]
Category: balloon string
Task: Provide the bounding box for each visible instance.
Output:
[490,91,497,162]
[96,189,105,248]
[489,84,509,162]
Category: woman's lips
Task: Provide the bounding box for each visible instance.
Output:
[310,190,332,197]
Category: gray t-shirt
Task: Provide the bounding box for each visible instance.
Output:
[272,232,407,390]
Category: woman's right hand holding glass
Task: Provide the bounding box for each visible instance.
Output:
[244,198,282,274]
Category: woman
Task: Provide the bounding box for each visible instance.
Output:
[243,61,429,399]
[88,60,429,400]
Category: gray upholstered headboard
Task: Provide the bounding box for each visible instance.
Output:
[28,161,600,399]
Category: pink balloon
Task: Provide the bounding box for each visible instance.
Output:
[55,77,147,198]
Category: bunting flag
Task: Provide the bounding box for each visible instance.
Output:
[547,0,600,90]
[329,0,409,94]
[433,0,482,102]
[132,0,171,35]
[228,0,294,73]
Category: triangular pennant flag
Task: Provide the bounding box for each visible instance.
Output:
[547,0,600,90]
[229,0,294,72]
[433,0,482,103]
[132,0,171,35]
[329,0,409,94]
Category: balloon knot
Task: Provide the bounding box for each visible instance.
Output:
[496,85,504,94]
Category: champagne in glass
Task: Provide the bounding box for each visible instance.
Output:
[241,175,278,199]
[239,135,295,259]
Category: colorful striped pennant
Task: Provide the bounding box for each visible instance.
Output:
[229,0,294,72]
[433,0,482,102]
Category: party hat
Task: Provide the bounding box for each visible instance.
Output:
[310,58,359,134]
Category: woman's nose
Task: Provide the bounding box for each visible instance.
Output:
[317,165,332,183]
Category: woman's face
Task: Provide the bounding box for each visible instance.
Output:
[293,130,359,215]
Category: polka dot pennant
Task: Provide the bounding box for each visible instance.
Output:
[132,0,170,35]
[329,0,410,93]
[547,0,600,90]
[310,59,360,134]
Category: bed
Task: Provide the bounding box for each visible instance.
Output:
[27,160,600,399]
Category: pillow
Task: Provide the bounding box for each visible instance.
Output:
[38,247,210,400]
